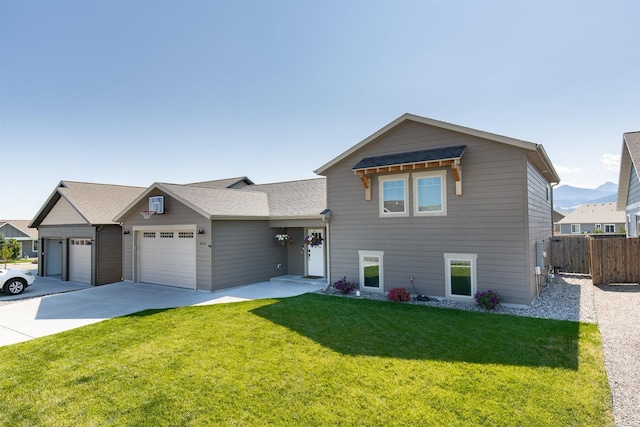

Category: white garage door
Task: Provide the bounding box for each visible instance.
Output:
[138,230,196,289]
[69,238,92,284]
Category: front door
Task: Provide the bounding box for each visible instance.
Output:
[306,228,324,277]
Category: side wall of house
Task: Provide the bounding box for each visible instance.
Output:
[626,164,640,237]
[527,160,553,302]
[211,220,288,290]
[324,121,535,305]
[121,191,212,290]
[95,225,123,285]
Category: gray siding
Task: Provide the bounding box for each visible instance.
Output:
[212,220,288,290]
[121,191,212,290]
[95,225,123,285]
[527,161,553,302]
[324,120,538,305]
[626,164,640,237]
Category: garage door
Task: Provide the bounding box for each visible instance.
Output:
[138,230,196,289]
[69,238,92,284]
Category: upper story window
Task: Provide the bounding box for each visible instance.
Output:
[414,170,446,216]
[379,174,408,217]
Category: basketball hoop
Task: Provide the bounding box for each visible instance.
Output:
[140,210,156,220]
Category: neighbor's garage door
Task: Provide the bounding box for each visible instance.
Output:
[69,238,92,284]
[138,230,196,289]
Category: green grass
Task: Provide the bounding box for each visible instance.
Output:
[0,294,613,426]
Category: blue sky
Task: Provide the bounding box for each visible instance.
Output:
[1,0,639,219]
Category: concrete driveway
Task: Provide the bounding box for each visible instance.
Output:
[0,276,325,347]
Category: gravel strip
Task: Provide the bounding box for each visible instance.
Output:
[324,274,639,426]
[324,273,598,323]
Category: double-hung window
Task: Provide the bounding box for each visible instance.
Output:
[379,174,408,217]
[414,170,446,216]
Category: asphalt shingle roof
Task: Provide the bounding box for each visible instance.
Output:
[557,203,626,224]
[353,145,467,170]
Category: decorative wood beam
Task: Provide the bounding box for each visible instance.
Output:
[357,171,372,201]
[451,161,462,195]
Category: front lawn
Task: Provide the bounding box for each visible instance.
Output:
[0,294,613,426]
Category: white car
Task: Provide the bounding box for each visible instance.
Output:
[0,269,36,295]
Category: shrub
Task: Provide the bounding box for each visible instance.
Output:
[474,289,503,310]
[387,287,411,302]
[333,277,357,295]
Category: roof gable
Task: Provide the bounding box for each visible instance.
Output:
[617,131,640,210]
[0,220,38,239]
[315,113,559,184]
[115,178,327,221]
[31,181,146,228]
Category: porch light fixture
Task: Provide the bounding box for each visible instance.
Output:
[197,228,205,235]
[123,229,130,235]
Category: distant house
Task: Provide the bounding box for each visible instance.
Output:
[315,113,560,306]
[0,220,39,258]
[556,203,626,235]
[553,210,566,235]
[114,177,327,291]
[617,131,640,237]
[30,181,145,285]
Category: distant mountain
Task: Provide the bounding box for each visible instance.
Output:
[554,182,618,213]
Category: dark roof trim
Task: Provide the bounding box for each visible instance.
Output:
[353,145,467,170]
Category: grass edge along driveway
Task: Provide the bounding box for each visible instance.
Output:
[0,293,613,426]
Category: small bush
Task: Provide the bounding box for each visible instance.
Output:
[387,287,411,302]
[333,277,357,294]
[474,289,503,310]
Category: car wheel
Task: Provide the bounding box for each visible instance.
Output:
[5,278,26,295]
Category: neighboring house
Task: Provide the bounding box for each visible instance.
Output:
[114,177,327,291]
[556,203,626,235]
[315,113,560,306]
[30,181,146,285]
[617,131,640,237]
[0,220,39,258]
[553,210,566,235]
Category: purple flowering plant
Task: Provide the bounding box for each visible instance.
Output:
[333,276,357,294]
[474,289,503,310]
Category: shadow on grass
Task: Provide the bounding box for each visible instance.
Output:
[252,293,580,369]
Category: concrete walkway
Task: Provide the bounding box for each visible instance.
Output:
[0,276,325,347]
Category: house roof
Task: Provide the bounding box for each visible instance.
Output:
[557,203,626,224]
[617,131,640,210]
[114,178,327,221]
[184,177,255,189]
[315,113,560,184]
[353,145,467,170]
[0,220,38,240]
[30,181,147,228]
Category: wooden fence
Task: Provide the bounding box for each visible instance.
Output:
[589,237,640,285]
[550,236,590,274]
[551,235,640,284]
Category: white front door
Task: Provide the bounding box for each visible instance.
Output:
[306,228,324,277]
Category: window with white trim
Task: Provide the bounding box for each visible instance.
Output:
[594,224,602,231]
[444,253,477,300]
[358,250,384,293]
[414,170,446,216]
[379,174,408,217]
[604,224,615,233]
[571,224,581,234]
